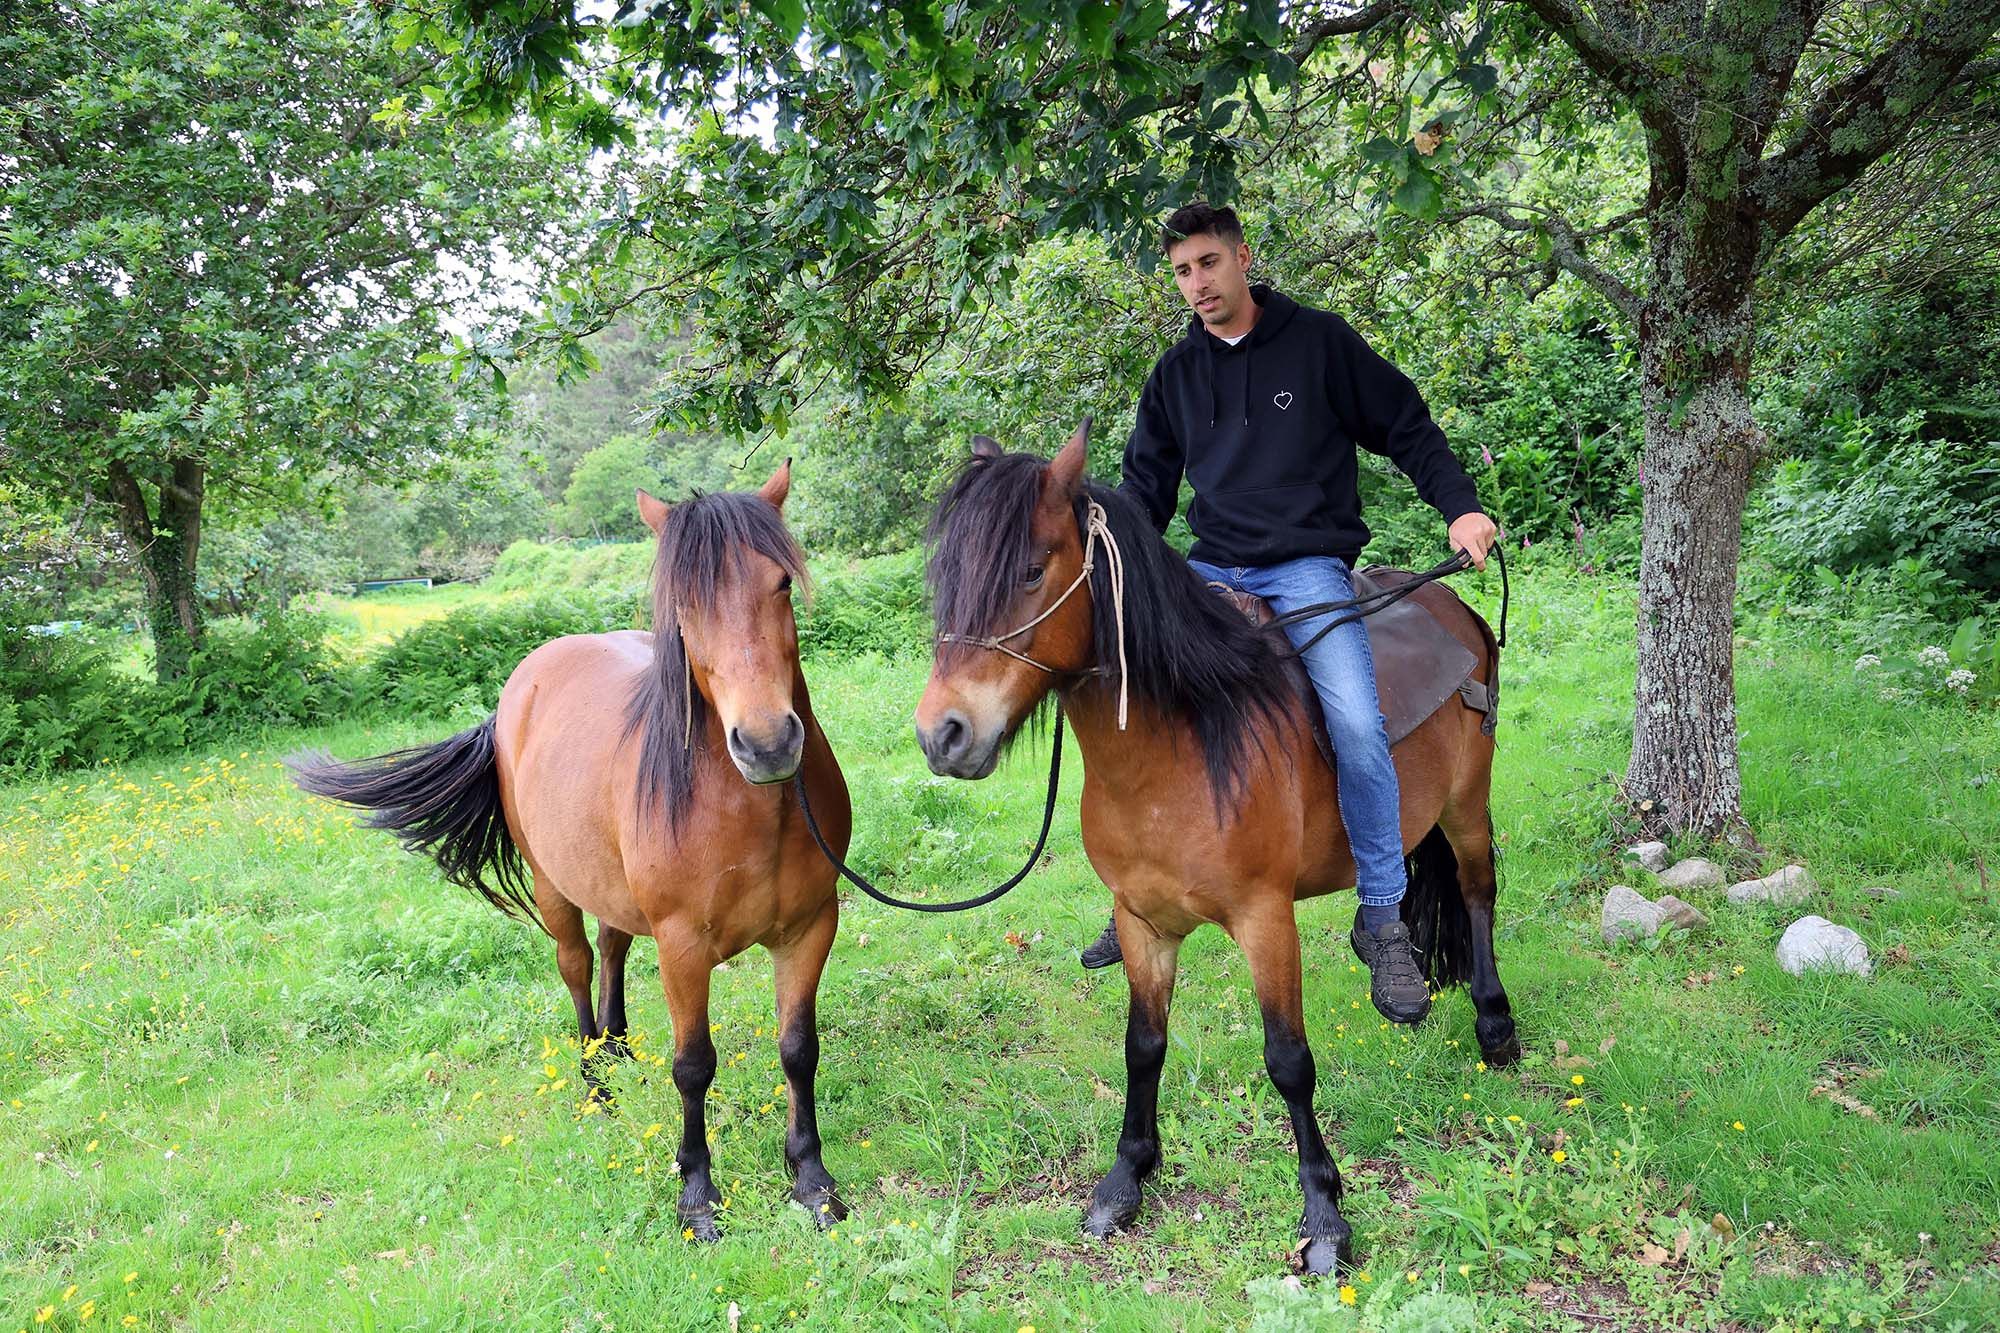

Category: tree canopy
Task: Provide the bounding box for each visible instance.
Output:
[0,0,590,678]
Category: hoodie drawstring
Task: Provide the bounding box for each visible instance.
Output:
[1241,342,1252,426]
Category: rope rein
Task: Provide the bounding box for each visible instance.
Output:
[791,709,1066,913]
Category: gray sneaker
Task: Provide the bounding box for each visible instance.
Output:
[1349,916,1432,1024]
[1079,914,1123,969]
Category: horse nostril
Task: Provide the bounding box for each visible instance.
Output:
[937,714,967,756]
[727,726,746,755]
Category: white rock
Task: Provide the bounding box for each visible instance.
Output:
[1776,916,1871,977]
[1655,895,1709,932]
[1657,857,1725,890]
[1602,885,1667,945]
[1625,841,1671,873]
[1728,864,1817,906]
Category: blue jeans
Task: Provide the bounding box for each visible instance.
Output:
[1188,555,1405,906]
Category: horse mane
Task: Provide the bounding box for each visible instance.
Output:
[927,451,1299,802]
[625,489,808,827]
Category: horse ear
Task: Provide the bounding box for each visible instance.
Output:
[970,433,1002,460]
[1047,415,1092,498]
[636,487,671,536]
[758,458,792,512]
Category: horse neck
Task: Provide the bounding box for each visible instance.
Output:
[1057,677,1193,790]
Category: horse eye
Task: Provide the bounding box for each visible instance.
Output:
[1023,564,1045,588]
[777,574,792,594]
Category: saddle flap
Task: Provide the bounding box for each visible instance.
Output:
[1218,569,1484,753]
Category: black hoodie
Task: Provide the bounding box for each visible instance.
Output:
[1119,285,1482,568]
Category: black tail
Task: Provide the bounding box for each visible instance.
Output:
[289,716,543,931]
[1401,824,1474,989]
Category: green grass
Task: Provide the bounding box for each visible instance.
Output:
[4,568,1997,1331]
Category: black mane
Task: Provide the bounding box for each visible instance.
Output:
[927,451,1300,801]
[626,490,807,826]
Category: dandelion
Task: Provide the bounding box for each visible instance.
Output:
[643,1123,662,1139]
[499,1134,514,1147]
[1405,1270,1419,1283]
[123,1273,137,1284]
[1338,1286,1357,1305]
[1571,1074,1585,1086]
[1565,1097,1583,1108]
[1732,1121,1745,1132]
[124,1318,139,1328]
[1506,1114,1522,1123]
[1551,1149,1567,1163]
[1853,654,1881,671]
[1458,1263,1471,1277]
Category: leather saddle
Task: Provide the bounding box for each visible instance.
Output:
[1212,567,1498,765]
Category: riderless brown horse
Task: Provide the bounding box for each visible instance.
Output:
[913,425,1515,1273]
[293,465,851,1241]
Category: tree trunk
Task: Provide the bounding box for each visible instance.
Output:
[1625,219,1763,843]
[108,458,207,684]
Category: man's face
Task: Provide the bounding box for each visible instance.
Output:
[1167,233,1254,331]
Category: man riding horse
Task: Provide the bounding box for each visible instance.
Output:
[1078,202,1499,1028]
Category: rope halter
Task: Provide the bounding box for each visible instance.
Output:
[936,499,1129,730]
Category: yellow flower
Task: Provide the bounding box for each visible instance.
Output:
[1405,1270,1419,1283]
[1338,1286,1357,1305]
[1565,1097,1583,1108]
[499,1134,514,1147]
[1571,1074,1585,1086]
[1458,1263,1471,1277]
[1506,1114,1521,1123]
[1551,1149,1568,1163]
[80,1300,95,1320]
[63,1286,77,1301]
[683,1227,695,1240]
[643,1123,662,1140]
[123,1273,137,1284]
[1732,1121,1746,1131]
[1018,1326,1037,1333]
[124,1318,140,1328]
[37,1306,55,1324]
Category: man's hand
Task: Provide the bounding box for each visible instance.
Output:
[1448,511,1501,571]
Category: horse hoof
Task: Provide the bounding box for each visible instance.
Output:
[679,1210,722,1244]
[1082,1199,1139,1239]
[1481,1035,1524,1068]
[1290,1232,1353,1276]
[798,1190,848,1228]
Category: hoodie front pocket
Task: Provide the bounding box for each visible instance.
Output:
[1190,482,1331,550]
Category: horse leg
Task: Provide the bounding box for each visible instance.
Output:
[658,935,723,1242]
[1083,905,1182,1238]
[537,879,606,1095]
[1440,804,1521,1065]
[770,900,845,1226]
[594,923,636,1063]
[1232,904,1354,1275]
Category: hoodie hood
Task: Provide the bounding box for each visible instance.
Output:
[1183,286,1302,427]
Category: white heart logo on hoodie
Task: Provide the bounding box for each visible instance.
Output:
[1273,391,1293,411]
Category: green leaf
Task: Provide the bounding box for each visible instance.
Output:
[1391,167,1441,219]
[1075,1,1118,60]
[1359,136,1402,164]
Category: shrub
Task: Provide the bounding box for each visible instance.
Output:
[361,589,646,716]
[797,549,929,659]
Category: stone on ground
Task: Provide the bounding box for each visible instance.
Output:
[1656,857,1724,890]
[1602,885,1667,945]
[1655,895,1709,931]
[1728,864,1816,906]
[1860,885,1902,900]
[1776,915,1871,977]
[1625,841,1671,873]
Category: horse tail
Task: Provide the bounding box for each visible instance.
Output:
[289,716,543,932]
[1401,823,1475,989]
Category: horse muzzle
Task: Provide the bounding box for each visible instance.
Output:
[726,712,805,785]
[915,710,1003,780]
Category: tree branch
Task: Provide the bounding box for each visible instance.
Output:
[1750,3,2000,239]
[1444,200,1644,320]
[1514,0,1660,105]
[1288,0,1409,65]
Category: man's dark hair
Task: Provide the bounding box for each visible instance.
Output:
[1160,202,1244,254]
